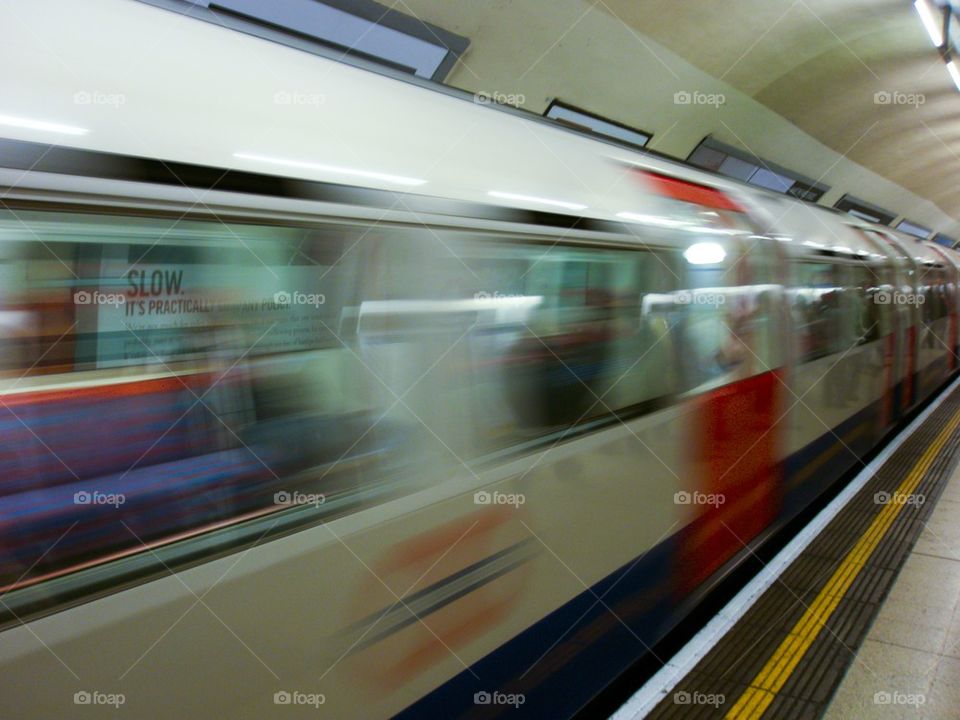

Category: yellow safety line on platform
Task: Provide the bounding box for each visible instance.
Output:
[725,408,960,720]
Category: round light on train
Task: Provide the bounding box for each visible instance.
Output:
[683,242,726,265]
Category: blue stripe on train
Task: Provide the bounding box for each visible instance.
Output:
[395,537,676,720]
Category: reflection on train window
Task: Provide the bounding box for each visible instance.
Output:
[849,265,882,345]
[364,235,686,452]
[791,261,886,363]
[673,241,780,390]
[0,208,696,591]
[0,209,384,590]
[792,262,844,362]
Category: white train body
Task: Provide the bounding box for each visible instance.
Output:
[0,2,956,719]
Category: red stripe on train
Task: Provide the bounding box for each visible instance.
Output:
[0,372,220,407]
[634,170,746,213]
[676,369,783,594]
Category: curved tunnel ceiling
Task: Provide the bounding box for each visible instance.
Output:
[600,0,960,221]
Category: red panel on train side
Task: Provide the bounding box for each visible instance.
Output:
[0,374,213,407]
[633,170,746,213]
[927,246,958,372]
[947,304,959,373]
[676,369,783,594]
[905,325,916,407]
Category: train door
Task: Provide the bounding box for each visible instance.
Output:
[857,230,901,430]
[869,231,921,413]
[928,244,959,373]
[674,228,787,593]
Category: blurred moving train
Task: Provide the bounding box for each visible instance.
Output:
[1,1,959,718]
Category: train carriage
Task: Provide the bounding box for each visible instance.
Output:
[1,1,959,718]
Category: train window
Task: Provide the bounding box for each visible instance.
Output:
[0,207,693,597]
[791,262,845,362]
[790,262,883,365]
[0,220,355,374]
[849,265,882,345]
[364,233,686,455]
[924,276,950,322]
[916,274,945,325]
[0,208,388,592]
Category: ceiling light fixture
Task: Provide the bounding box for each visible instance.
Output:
[914,0,946,47]
[948,59,960,91]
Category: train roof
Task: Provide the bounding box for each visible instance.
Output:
[2,0,683,223]
[0,0,932,268]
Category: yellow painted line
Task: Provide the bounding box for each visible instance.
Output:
[725,407,960,720]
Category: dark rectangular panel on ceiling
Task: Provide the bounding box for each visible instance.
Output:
[544,100,652,151]
[158,0,469,80]
[834,194,896,226]
[897,219,932,239]
[687,137,829,203]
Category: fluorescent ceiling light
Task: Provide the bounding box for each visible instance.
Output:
[949,60,960,91]
[683,242,727,265]
[233,152,427,187]
[0,114,88,136]
[914,0,945,46]
[488,191,587,211]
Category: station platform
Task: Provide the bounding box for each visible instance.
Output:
[611,377,960,720]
